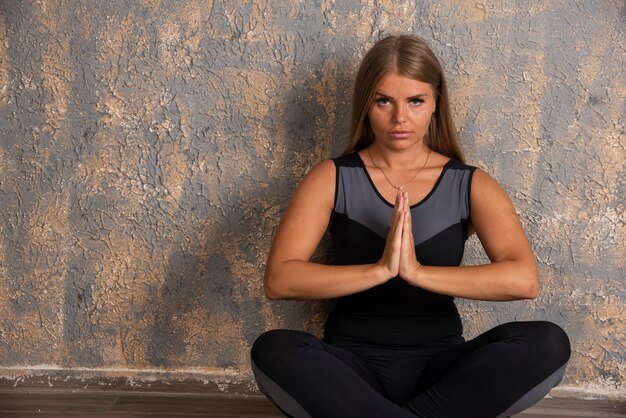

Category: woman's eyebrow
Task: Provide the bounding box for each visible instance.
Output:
[374,92,430,99]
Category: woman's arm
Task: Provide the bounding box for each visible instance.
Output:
[264,159,400,300]
[399,169,539,301]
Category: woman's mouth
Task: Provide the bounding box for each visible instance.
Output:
[389,130,412,139]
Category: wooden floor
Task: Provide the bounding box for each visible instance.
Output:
[0,388,624,417]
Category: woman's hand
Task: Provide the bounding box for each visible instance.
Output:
[376,192,405,279]
[377,192,422,282]
[398,193,423,283]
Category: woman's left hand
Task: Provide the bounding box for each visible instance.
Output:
[397,192,423,284]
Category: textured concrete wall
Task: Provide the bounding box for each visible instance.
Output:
[0,0,623,395]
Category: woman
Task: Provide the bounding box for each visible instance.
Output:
[251,35,570,418]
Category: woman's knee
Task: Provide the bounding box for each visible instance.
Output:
[507,321,571,370]
[533,321,571,366]
[251,329,316,369]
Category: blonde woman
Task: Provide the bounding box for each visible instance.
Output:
[251,35,570,418]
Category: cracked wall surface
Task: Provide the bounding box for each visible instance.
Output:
[0,0,623,394]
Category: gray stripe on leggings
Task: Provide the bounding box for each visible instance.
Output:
[496,361,569,418]
[251,358,312,418]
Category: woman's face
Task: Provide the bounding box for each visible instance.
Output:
[367,72,436,151]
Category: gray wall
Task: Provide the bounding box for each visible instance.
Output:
[0,0,623,395]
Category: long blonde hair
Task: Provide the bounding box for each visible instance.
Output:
[344,35,464,162]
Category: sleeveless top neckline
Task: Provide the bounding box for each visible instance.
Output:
[355,152,453,209]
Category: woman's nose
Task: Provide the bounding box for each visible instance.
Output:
[393,104,406,124]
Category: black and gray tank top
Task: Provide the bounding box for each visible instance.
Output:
[324,152,476,346]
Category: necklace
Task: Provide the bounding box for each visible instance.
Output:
[368,147,431,192]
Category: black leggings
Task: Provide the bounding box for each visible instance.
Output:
[251,321,570,418]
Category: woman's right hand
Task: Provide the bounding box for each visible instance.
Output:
[377,192,406,279]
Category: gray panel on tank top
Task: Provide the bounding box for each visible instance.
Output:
[335,165,471,246]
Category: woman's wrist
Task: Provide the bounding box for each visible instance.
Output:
[371,262,395,284]
[404,262,425,287]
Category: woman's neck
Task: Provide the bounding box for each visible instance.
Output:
[368,141,430,171]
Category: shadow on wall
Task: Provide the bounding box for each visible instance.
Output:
[144,46,354,370]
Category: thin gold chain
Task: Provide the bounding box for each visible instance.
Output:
[367,147,431,192]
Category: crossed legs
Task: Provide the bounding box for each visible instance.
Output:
[251,321,570,418]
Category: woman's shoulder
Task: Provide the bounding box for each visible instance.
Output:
[308,158,336,177]
[297,159,336,191]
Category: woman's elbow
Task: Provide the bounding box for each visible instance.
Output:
[524,277,539,299]
[520,265,540,300]
[264,286,282,300]
[264,278,279,300]
[502,261,539,300]
[263,270,285,300]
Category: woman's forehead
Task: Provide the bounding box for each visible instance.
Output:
[375,72,434,96]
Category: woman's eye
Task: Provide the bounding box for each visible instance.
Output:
[410,99,424,105]
[376,98,391,105]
